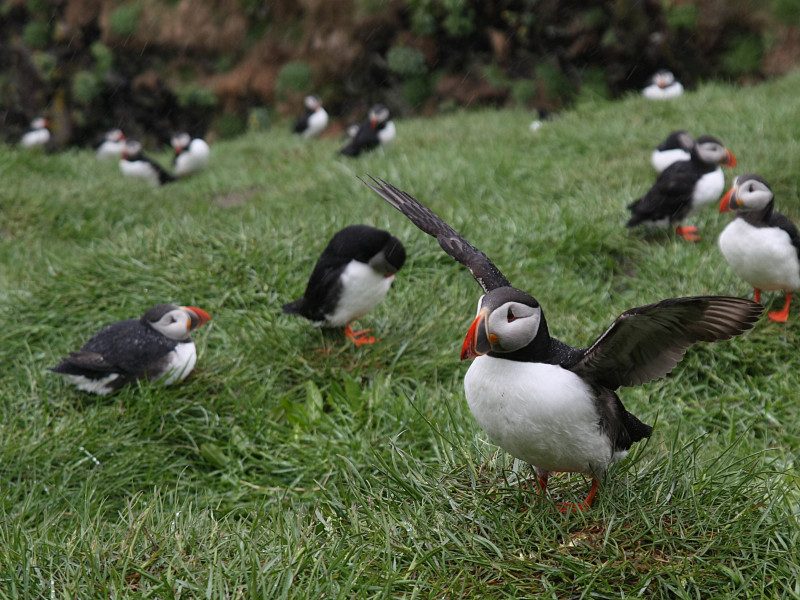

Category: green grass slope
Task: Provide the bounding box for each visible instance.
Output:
[1,73,800,598]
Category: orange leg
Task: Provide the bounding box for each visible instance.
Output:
[558,478,601,513]
[675,225,701,242]
[344,324,377,346]
[767,293,792,323]
[754,289,761,304]
[536,472,549,494]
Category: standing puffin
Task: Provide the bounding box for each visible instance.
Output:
[119,140,175,186]
[719,174,800,323]
[20,117,51,148]
[283,225,406,345]
[363,177,761,511]
[51,304,211,395]
[171,133,210,177]
[651,130,693,173]
[340,105,395,157]
[642,70,684,100]
[627,135,737,241]
[96,128,127,160]
[293,95,329,138]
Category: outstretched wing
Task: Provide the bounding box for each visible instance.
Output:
[566,296,762,389]
[361,176,511,292]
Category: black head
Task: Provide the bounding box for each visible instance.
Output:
[461,287,551,362]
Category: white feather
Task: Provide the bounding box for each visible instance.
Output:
[119,159,161,186]
[174,139,210,177]
[719,219,800,292]
[689,168,725,214]
[464,357,615,477]
[651,148,690,173]
[642,81,684,100]
[324,260,394,327]
[159,342,198,386]
[303,108,329,138]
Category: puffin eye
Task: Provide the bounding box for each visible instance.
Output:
[507,307,517,322]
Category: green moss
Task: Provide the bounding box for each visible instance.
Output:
[31,51,57,83]
[72,71,102,105]
[275,60,313,101]
[108,3,142,38]
[722,34,764,77]
[510,79,537,107]
[402,76,431,109]
[772,0,800,26]
[665,1,699,31]
[23,21,50,49]
[176,84,219,109]
[90,42,114,74]
[213,112,245,139]
[387,46,428,78]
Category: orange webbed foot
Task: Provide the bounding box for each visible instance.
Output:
[557,478,600,514]
[344,325,377,346]
[675,225,701,242]
[767,293,792,323]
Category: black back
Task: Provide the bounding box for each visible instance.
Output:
[283,225,406,323]
[340,120,382,157]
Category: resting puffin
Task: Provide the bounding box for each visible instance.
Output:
[293,95,329,138]
[171,133,210,177]
[283,225,406,345]
[96,129,127,160]
[627,135,737,241]
[719,174,800,323]
[20,117,51,148]
[340,105,395,157]
[51,304,211,395]
[651,130,693,173]
[642,70,684,100]
[363,177,761,511]
[119,140,175,186]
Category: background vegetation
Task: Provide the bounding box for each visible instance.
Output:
[3,0,800,147]
[1,71,800,597]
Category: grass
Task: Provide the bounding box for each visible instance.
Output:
[2,73,800,598]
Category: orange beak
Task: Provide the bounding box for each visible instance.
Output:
[719,185,737,213]
[183,306,211,330]
[461,308,495,360]
[723,150,737,168]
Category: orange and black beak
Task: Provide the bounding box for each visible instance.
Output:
[722,150,737,168]
[461,308,495,360]
[719,184,739,213]
[183,306,212,330]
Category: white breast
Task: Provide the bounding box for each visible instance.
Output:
[325,261,394,327]
[642,82,684,100]
[120,159,161,186]
[174,139,210,176]
[158,341,198,386]
[464,357,614,477]
[378,121,396,145]
[96,140,126,160]
[304,109,329,138]
[689,168,725,214]
[651,148,689,173]
[719,219,800,292]
[21,129,50,148]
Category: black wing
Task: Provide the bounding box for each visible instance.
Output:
[627,161,703,225]
[566,296,762,389]
[361,176,511,292]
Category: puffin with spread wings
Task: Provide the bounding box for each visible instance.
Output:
[362,177,762,511]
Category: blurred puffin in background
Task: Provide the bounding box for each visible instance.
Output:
[171,132,210,177]
[293,95,329,138]
[340,105,395,157]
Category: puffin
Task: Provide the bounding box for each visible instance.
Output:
[340,105,395,157]
[283,224,406,345]
[651,130,693,173]
[119,140,175,186]
[171,133,210,178]
[50,304,211,395]
[363,177,761,511]
[642,70,684,100]
[529,108,557,133]
[20,117,50,148]
[627,135,737,241]
[293,95,329,138]
[95,128,127,160]
[719,174,800,323]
